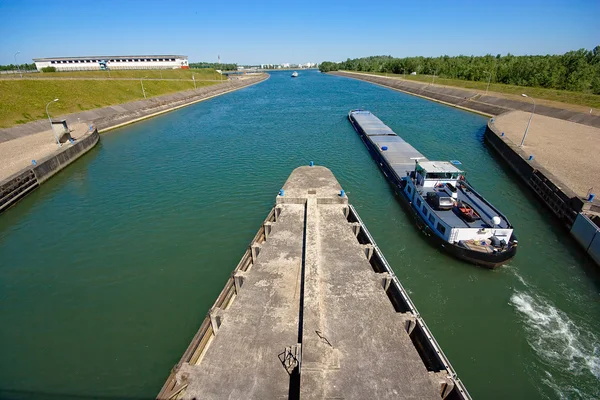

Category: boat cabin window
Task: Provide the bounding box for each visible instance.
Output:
[437,223,446,235]
[416,198,421,207]
[429,214,435,224]
[407,185,412,194]
[426,172,460,180]
[422,204,428,216]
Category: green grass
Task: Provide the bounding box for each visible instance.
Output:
[0,70,224,128]
[5,68,224,81]
[362,71,600,109]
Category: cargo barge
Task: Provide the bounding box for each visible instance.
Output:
[348,110,518,268]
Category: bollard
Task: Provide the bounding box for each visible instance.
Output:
[310,161,314,167]
[501,132,505,137]
[588,193,596,202]
[528,155,534,161]
[279,189,284,196]
[340,189,345,197]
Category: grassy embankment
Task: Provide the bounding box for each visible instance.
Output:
[359,71,600,110]
[0,69,226,128]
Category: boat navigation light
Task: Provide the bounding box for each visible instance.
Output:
[492,216,501,226]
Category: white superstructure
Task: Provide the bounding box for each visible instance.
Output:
[33,55,188,71]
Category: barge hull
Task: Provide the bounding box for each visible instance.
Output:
[348,111,516,268]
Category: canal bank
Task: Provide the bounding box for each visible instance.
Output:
[485,114,600,265]
[0,127,99,215]
[330,71,600,127]
[0,74,268,214]
[0,70,598,400]
[0,73,268,143]
[332,71,600,265]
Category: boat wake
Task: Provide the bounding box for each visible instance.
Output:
[509,277,600,398]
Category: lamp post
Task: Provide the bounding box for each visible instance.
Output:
[140,77,147,99]
[483,71,491,95]
[402,68,406,79]
[519,94,536,147]
[432,70,437,86]
[14,51,22,78]
[192,73,196,89]
[46,98,60,145]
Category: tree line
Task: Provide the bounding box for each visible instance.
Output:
[0,63,36,71]
[319,46,600,94]
[189,62,237,71]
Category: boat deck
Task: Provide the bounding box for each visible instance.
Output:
[351,111,510,230]
[351,111,428,177]
[422,186,510,229]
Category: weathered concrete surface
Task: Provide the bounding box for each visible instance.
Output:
[161,166,460,399]
[0,122,90,182]
[0,74,268,143]
[0,128,99,215]
[332,71,600,128]
[493,111,600,198]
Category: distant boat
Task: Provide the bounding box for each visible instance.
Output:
[291,71,298,78]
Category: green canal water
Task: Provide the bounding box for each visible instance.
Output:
[1,70,599,399]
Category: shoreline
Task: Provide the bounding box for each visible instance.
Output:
[0,74,270,214]
[330,71,600,127]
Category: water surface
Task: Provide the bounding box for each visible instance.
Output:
[1,70,598,399]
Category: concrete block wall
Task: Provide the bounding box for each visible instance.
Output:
[331,71,600,127]
[0,129,99,215]
[0,169,39,215]
[570,213,600,264]
[485,119,599,266]
[0,74,269,144]
[484,119,580,227]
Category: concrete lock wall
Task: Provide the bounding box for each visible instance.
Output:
[0,75,269,215]
[0,129,99,215]
[329,71,600,128]
[0,74,269,144]
[484,119,581,227]
[570,213,600,264]
[588,232,600,265]
[485,119,599,266]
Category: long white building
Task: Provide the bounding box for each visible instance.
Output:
[33,55,189,71]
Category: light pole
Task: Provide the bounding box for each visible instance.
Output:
[46,98,60,145]
[140,77,147,99]
[402,68,406,79]
[483,71,491,95]
[519,94,536,147]
[192,73,196,89]
[431,70,437,86]
[14,51,22,78]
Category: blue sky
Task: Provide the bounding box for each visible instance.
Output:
[1,0,598,65]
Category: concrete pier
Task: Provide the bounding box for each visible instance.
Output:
[485,117,600,265]
[158,166,470,399]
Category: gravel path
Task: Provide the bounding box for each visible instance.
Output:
[0,123,89,181]
[494,111,600,197]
